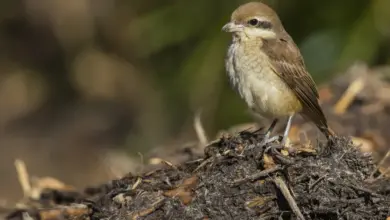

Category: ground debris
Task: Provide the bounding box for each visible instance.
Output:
[3,131,390,220]
[291,63,390,166]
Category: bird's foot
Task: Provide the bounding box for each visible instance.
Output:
[264,142,284,153]
[260,135,281,147]
[263,134,291,154]
[246,134,282,151]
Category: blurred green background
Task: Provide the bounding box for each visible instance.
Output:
[0,0,389,202]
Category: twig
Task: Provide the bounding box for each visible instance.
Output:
[308,175,327,191]
[231,165,282,186]
[333,77,365,115]
[329,179,381,197]
[348,184,381,197]
[375,167,390,180]
[14,159,31,198]
[38,204,91,220]
[194,109,208,147]
[131,198,165,220]
[273,154,294,165]
[369,149,390,179]
[204,138,221,148]
[132,177,142,190]
[273,176,305,220]
[161,160,178,170]
[185,158,204,164]
[193,157,214,173]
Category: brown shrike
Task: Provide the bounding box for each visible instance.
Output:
[222,2,333,145]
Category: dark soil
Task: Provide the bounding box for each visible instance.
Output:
[5,131,390,220]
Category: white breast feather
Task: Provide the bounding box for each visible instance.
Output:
[226,42,254,107]
[225,40,297,117]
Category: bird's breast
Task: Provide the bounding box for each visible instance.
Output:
[226,41,302,118]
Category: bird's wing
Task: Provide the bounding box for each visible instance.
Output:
[261,34,329,132]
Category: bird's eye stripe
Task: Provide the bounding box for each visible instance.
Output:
[247,19,272,29]
[258,21,272,29]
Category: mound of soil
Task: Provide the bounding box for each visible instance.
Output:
[5,131,390,220]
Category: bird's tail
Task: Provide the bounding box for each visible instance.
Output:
[319,125,335,140]
[302,108,335,141]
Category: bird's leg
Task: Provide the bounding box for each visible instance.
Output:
[260,119,279,145]
[280,115,294,146]
[246,119,279,150]
[264,115,294,153]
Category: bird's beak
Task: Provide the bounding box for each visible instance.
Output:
[222,22,244,32]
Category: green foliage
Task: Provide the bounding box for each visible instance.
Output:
[0,0,389,143]
[128,0,390,135]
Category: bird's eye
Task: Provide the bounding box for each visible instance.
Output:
[247,19,259,26]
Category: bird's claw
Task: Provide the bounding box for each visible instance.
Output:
[260,135,281,147]
[265,143,284,153]
[245,134,282,151]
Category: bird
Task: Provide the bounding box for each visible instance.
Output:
[222,2,334,146]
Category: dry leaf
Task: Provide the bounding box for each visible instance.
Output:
[263,154,275,169]
[281,150,289,156]
[246,196,274,208]
[351,136,374,153]
[163,176,198,205]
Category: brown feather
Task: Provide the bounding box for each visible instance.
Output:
[261,32,332,139]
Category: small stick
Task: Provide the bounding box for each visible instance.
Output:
[347,183,381,197]
[308,175,327,191]
[369,150,390,179]
[38,204,90,220]
[14,159,31,198]
[274,176,305,220]
[161,160,178,170]
[185,158,204,164]
[204,139,221,148]
[333,77,365,115]
[131,177,142,190]
[376,167,390,180]
[231,165,281,186]
[131,198,165,220]
[194,109,208,147]
[193,157,214,173]
[273,154,294,165]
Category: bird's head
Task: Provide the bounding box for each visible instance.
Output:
[222,2,284,40]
